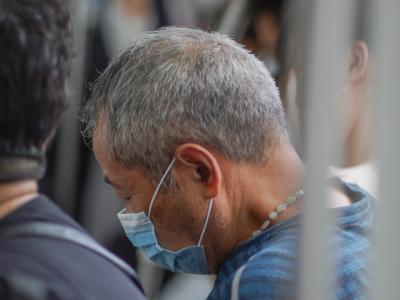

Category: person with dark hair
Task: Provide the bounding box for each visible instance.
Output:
[241,0,285,77]
[0,1,145,299]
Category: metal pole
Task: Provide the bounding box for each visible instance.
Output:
[218,0,249,37]
[298,1,355,299]
[369,0,400,299]
[54,0,91,215]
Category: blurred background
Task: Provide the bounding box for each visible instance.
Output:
[40,0,378,299]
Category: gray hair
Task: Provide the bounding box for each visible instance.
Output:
[82,27,288,183]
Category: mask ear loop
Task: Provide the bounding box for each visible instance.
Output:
[335,85,349,99]
[197,198,214,246]
[148,158,176,218]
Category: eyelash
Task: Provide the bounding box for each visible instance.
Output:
[115,190,130,201]
[123,194,142,202]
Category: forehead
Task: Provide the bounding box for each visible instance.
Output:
[92,119,125,173]
[92,119,110,164]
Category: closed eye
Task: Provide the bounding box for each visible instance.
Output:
[123,194,144,203]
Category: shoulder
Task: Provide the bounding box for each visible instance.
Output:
[0,209,145,300]
[232,237,298,300]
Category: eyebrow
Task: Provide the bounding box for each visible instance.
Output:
[104,175,123,190]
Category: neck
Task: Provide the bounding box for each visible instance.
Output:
[344,84,372,167]
[345,120,371,167]
[208,143,304,273]
[0,180,38,218]
[236,143,304,246]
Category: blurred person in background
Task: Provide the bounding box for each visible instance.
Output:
[83,27,372,299]
[164,0,228,29]
[100,0,228,59]
[101,0,157,57]
[241,0,284,77]
[0,0,145,299]
[278,0,376,196]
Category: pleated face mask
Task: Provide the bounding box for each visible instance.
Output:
[117,158,214,274]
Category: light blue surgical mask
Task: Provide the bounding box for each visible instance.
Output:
[117,158,214,274]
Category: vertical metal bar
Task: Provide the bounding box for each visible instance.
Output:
[218,0,249,37]
[369,0,400,299]
[54,0,90,215]
[298,1,354,299]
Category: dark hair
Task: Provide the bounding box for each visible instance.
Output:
[250,0,284,20]
[0,0,71,160]
[244,0,284,40]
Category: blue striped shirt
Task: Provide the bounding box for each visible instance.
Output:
[207,182,372,300]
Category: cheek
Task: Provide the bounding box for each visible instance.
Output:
[151,194,201,250]
[126,200,148,214]
[125,191,151,213]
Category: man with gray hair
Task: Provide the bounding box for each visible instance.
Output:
[83,27,372,299]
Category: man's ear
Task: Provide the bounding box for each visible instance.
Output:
[349,41,369,83]
[174,144,222,199]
